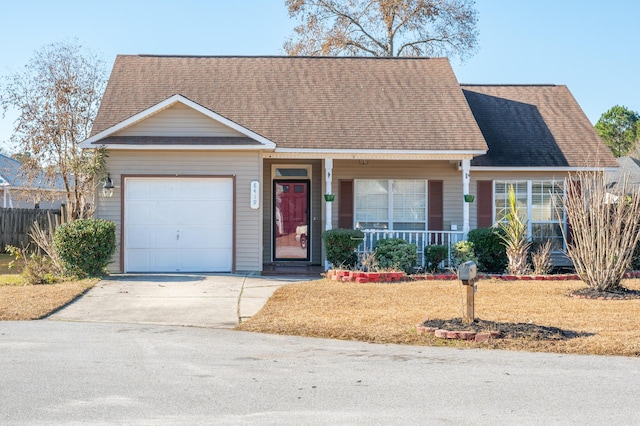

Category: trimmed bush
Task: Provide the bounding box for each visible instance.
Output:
[424,244,448,272]
[467,227,508,273]
[322,228,364,268]
[53,219,116,278]
[451,240,478,268]
[375,238,417,274]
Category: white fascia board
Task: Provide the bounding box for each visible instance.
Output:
[274,148,487,155]
[80,94,276,149]
[267,148,487,160]
[470,166,619,172]
[88,144,274,151]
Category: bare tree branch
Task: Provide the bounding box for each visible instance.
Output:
[284,0,478,59]
[0,39,107,218]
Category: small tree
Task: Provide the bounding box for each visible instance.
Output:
[498,185,531,275]
[0,39,107,218]
[561,171,640,292]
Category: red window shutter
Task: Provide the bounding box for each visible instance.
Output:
[338,179,354,229]
[565,180,581,245]
[428,181,444,231]
[477,180,493,228]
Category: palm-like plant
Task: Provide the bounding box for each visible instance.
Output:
[498,185,531,275]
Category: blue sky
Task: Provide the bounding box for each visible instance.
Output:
[1,0,638,152]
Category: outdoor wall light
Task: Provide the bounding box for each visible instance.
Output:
[102,173,114,198]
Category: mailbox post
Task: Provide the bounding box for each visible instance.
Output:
[458,261,477,324]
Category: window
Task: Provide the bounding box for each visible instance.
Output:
[354,179,427,231]
[494,180,565,250]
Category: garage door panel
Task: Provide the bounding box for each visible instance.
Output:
[179,249,232,272]
[178,226,232,248]
[125,177,233,272]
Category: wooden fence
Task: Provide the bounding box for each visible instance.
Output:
[0,208,62,249]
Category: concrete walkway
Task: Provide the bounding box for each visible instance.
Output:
[48,273,317,328]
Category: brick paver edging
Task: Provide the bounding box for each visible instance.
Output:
[416,325,501,342]
[327,270,640,283]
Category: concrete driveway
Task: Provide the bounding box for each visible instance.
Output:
[48,273,315,328]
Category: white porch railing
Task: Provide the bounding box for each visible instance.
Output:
[358,229,465,269]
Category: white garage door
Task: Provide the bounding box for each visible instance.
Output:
[124,177,233,272]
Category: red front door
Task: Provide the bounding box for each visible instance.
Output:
[274,180,310,260]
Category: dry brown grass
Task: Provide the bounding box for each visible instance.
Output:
[0,254,99,320]
[237,278,640,357]
[0,280,97,320]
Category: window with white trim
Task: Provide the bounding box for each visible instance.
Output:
[354,179,427,231]
[494,180,565,250]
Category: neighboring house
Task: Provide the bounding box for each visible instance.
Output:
[607,156,640,193]
[0,154,65,209]
[80,55,617,274]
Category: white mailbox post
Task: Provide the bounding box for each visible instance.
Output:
[458,261,478,324]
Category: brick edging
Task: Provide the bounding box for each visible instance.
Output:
[416,325,501,342]
[326,269,640,283]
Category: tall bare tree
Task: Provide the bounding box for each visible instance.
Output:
[284,0,478,59]
[561,171,640,292]
[0,40,107,218]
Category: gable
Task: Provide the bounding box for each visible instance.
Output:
[114,103,246,138]
[81,94,275,149]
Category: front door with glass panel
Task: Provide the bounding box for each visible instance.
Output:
[273,180,310,260]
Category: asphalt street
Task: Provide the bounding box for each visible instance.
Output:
[1,321,639,425]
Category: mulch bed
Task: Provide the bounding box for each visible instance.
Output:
[571,287,640,300]
[422,318,591,340]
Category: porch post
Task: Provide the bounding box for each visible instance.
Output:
[462,159,470,239]
[324,158,333,231]
[324,158,334,270]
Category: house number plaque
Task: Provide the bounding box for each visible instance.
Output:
[250,181,260,209]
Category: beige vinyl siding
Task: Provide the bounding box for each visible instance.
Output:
[96,150,262,273]
[114,103,246,137]
[331,160,464,231]
[469,170,572,229]
[262,159,322,265]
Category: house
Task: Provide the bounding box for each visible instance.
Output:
[0,154,65,209]
[607,156,640,193]
[80,55,617,274]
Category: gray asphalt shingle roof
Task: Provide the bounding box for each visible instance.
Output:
[91,55,617,168]
[92,55,488,152]
[462,85,617,168]
[0,154,65,190]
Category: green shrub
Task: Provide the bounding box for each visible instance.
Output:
[322,228,364,268]
[375,238,417,274]
[53,219,116,278]
[467,227,508,273]
[452,240,478,268]
[424,244,448,272]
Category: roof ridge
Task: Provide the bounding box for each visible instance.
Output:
[125,54,446,61]
[461,83,558,87]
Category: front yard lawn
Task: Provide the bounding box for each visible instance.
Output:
[0,253,97,320]
[237,278,640,357]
